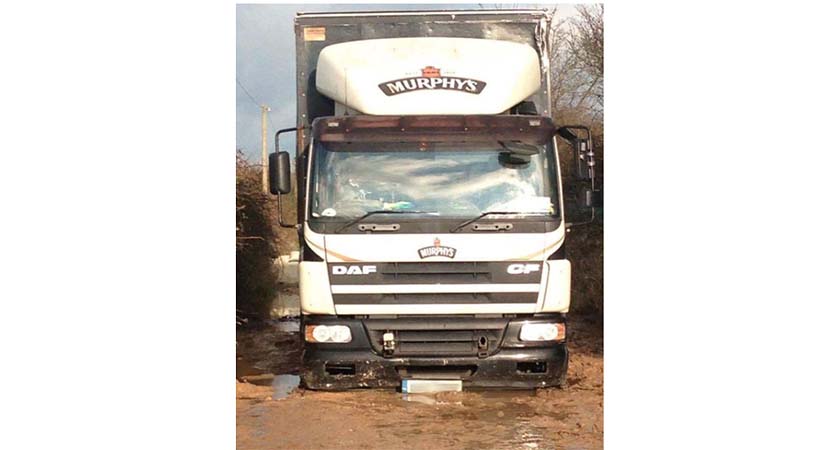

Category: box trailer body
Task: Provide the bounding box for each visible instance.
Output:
[279,10,586,390]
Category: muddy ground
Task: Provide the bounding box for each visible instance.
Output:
[237,314,603,450]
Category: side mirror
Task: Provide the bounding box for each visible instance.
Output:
[557,125,600,228]
[574,139,594,181]
[579,188,603,208]
[556,126,595,181]
[269,151,291,195]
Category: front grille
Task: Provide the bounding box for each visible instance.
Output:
[328,261,543,285]
[364,317,508,357]
[380,262,491,283]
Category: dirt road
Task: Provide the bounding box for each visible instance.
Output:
[236,315,602,449]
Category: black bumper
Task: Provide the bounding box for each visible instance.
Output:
[300,315,568,390]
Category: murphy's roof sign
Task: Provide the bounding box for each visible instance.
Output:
[315,37,541,115]
[378,66,487,96]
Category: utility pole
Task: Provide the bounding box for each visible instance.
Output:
[260,105,270,193]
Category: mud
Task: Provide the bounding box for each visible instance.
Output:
[237,316,602,449]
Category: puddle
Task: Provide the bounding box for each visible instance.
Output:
[237,319,303,378]
[238,292,603,449]
[401,394,437,405]
[401,394,463,406]
[397,389,536,405]
[273,319,300,333]
[271,374,300,399]
[237,319,303,400]
[389,389,559,448]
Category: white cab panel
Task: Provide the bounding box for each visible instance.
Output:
[299,261,336,315]
[540,259,571,313]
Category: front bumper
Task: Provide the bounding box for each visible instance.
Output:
[300,315,568,390]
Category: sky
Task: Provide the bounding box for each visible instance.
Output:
[236,3,575,162]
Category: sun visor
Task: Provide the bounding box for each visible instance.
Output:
[313,115,556,144]
[315,37,541,115]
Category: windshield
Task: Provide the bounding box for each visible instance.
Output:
[309,140,560,220]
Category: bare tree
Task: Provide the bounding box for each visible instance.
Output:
[547,5,604,319]
[549,4,604,129]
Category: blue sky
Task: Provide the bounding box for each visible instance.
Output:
[236,3,574,161]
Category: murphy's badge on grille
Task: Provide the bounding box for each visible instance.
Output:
[379,66,487,96]
[418,237,457,259]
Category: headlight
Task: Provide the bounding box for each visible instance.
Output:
[519,323,565,342]
[305,325,352,343]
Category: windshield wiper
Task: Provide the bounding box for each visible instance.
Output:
[335,210,433,233]
[450,211,548,233]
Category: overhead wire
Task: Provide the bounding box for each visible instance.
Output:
[236,78,261,108]
[238,77,281,144]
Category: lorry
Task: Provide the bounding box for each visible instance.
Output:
[268,9,598,390]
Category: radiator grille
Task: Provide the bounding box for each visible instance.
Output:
[381,262,490,283]
[328,261,543,284]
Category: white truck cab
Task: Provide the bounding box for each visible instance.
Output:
[269,10,597,390]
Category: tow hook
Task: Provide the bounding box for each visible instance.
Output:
[478,334,489,358]
[383,331,395,357]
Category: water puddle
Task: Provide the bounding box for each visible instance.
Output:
[401,394,463,406]
[237,319,303,379]
[271,374,300,399]
[274,319,300,333]
[390,389,558,448]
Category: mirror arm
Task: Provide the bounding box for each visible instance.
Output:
[274,127,299,154]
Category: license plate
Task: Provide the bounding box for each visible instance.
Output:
[401,379,463,393]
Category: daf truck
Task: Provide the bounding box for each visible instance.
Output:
[268,10,598,390]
